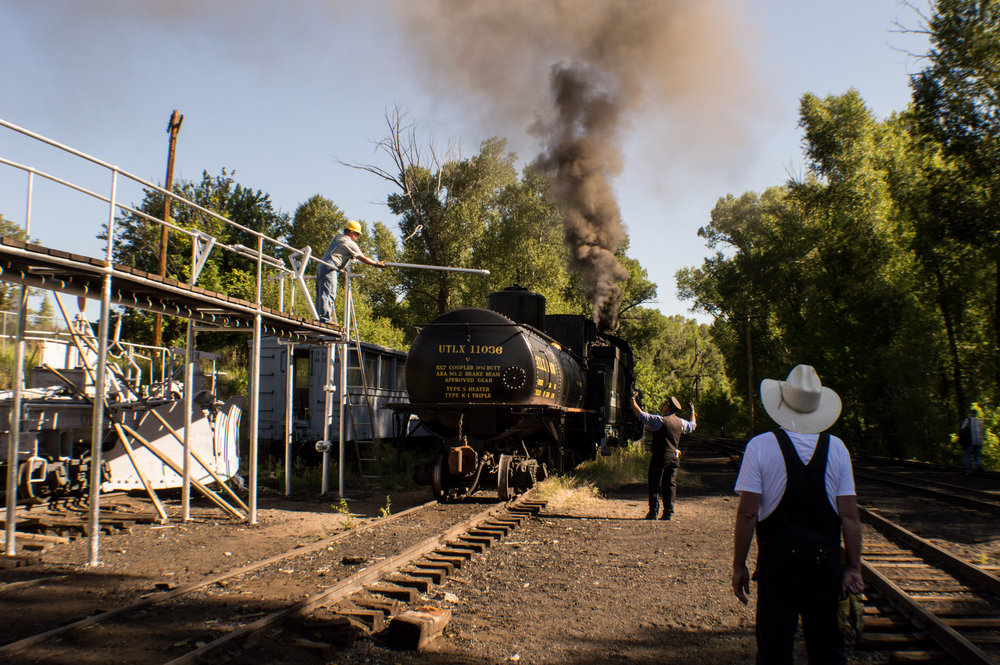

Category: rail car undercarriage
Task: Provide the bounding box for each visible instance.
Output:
[0,389,242,502]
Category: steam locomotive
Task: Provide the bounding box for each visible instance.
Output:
[403,286,643,501]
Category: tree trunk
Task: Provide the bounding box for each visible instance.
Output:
[995,255,1000,398]
[933,266,965,420]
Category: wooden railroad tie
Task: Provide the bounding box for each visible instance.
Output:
[381,606,452,651]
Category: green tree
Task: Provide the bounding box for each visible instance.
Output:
[910,0,1000,404]
[348,112,517,325]
[109,169,290,347]
[288,195,348,260]
[33,295,56,330]
[0,215,30,313]
[679,91,942,452]
[619,305,733,436]
[471,165,576,312]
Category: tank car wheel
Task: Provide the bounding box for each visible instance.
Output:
[497,453,515,502]
[17,461,44,503]
[431,455,450,503]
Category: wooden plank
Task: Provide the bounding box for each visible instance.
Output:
[0,554,42,568]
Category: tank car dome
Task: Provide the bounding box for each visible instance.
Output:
[486,285,546,330]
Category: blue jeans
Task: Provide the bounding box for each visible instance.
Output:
[964,445,982,474]
[316,265,338,323]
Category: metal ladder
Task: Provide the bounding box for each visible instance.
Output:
[341,285,380,479]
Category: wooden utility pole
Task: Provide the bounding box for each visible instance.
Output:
[745,314,755,437]
[153,110,184,347]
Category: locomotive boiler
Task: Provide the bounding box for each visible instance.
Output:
[403,286,643,501]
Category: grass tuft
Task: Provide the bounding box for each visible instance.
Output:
[535,441,649,506]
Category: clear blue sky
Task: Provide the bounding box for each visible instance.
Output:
[0,0,929,322]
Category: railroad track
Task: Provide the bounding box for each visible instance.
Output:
[859,506,1000,664]
[0,493,546,664]
[855,466,1000,514]
[677,435,743,467]
[0,492,159,564]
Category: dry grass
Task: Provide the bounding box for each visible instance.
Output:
[534,441,649,512]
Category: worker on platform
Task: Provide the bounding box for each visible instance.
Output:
[731,364,863,664]
[315,220,384,324]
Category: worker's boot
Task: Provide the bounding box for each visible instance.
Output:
[645,496,658,520]
[660,493,672,520]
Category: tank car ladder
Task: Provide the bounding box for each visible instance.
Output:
[341,286,381,479]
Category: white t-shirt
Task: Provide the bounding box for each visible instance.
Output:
[734,429,856,520]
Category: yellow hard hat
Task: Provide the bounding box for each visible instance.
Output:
[345,220,362,234]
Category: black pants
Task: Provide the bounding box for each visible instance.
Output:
[647,456,677,515]
[755,563,845,664]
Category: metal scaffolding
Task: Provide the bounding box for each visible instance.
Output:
[0,117,488,566]
[0,118,345,565]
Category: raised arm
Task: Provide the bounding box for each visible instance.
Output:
[631,394,644,419]
[358,254,385,267]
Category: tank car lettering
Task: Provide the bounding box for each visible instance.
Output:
[469,344,503,355]
[438,344,466,353]
[534,355,552,374]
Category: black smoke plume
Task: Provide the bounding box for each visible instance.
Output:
[390,1,755,330]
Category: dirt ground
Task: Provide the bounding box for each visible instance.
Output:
[408,469,761,665]
[2,463,875,664]
[344,463,884,665]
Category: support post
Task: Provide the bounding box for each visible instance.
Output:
[4,287,28,556]
[88,169,118,566]
[5,171,34,556]
[284,341,294,497]
[338,271,353,498]
[247,236,264,524]
[321,343,333,495]
[182,319,194,521]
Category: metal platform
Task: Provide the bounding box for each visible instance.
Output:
[0,237,343,341]
[0,115,487,565]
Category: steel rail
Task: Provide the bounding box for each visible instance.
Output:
[861,507,1000,665]
[855,463,1000,500]
[0,156,316,275]
[861,507,1000,595]
[862,562,997,665]
[0,498,439,657]
[856,470,1000,512]
[0,267,319,342]
[161,494,537,665]
[859,455,1000,481]
[0,156,200,244]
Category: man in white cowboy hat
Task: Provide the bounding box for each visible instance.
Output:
[631,394,696,520]
[315,220,385,324]
[731,364,863,664]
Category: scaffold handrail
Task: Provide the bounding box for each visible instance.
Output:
[0,118,356,282]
